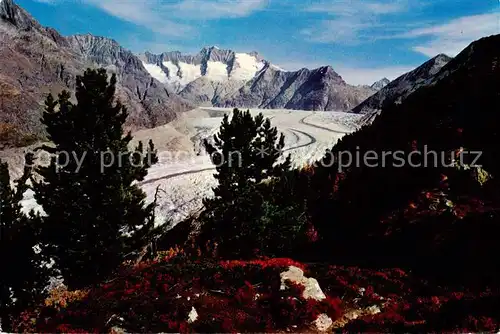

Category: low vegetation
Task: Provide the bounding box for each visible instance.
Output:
[3,41,500,333]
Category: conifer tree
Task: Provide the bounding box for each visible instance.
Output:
[203,109,290,204]
[32,68,158,289]
[0,154,49,331]
[200,109,292,257]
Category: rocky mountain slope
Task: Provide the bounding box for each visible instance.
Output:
[270,34,500,331]
[0,0,193,144]
[141,48,377,111]
[352,54,452,115]
[0,0,378,141]
[312,33,500,278]
[2,0,462,144]
[216,64,376,111]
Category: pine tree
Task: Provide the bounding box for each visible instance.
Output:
[32,68,158,289]
[203,109,290,205]
[0,154,49,331]
[200,109,292,257]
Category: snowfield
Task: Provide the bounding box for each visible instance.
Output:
[14,108,364,227]
[141,52,266,92]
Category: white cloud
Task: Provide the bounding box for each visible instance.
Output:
[41,0,268,36]
[74,0,193,37]
[306,0,406,15]
[412,40,469,58]
[302,0,413,44]
[404,13,500,57]
[173,0,268,19]
[302,1,500,57]
[33,0,57,4]
[124,34,198,54]
[301,20,382,44]
[335,65,414,85]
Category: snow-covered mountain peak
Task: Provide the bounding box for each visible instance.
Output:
[139,46,374,111]
[140,47,268,92]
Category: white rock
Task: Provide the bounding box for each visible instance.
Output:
[314,313,333,332]
[333,304,383,329]
[188,306,198,324]
[110,327,126,334]
[280,266,326,301]
[344,310,361,321]
[366,305,381,315]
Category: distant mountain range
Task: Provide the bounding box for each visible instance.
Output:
[140,47,267,93]
[139,48,378,111]
[0,0,459,145]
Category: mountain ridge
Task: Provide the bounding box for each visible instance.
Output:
[370,78,390,91]
[140,47,377,111]
[139,47,268,93]
[0,0,465,146]
[0,0,193,144]
[216,63,375,111]
[352,54,453,116]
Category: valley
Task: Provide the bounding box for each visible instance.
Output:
[3,0,500,332]
[18,108,363,225]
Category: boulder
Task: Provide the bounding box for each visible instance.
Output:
[187,306,198,324]
[280,266,326,301]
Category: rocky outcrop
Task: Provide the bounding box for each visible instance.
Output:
[178,76,244,106]
[66,34,193,130]
[187,306,198,324]
[0,0,42,31]
[352,54,452,116]
[279,266,333,332]
[370,77,390,91]
[280,265,327,301]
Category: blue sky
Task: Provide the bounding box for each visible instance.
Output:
[18,0,500,85]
